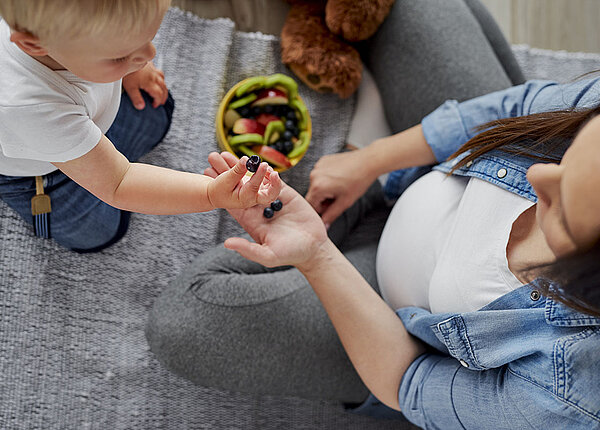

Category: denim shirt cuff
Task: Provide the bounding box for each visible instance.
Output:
[421,100,469,163]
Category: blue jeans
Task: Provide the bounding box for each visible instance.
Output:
[0,91,175,252]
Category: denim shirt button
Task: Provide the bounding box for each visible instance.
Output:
[530,290,541,301]
[497,168,508,178]
[459,359,469,368]
[465,161,473,168]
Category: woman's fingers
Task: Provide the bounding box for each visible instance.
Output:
[224,237,277,267]
[319,196,349,226]
[305,186,336,214]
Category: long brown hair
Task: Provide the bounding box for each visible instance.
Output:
[450,105,600,171]
[448,106,600,317]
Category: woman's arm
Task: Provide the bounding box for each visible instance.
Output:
[297,239,426,409]
[306,80,568,224]
[208,152,426,410]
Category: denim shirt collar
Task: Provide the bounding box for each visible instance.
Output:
[435,152,540,202]
[483,279,600,326]
[396,281,600,370]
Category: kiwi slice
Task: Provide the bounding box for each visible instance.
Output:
[228,133,264,146]
[264,73,298,100]
[235,76,267,98]
[229,93,258,110]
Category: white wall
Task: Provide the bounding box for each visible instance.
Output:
[480,0,600,53]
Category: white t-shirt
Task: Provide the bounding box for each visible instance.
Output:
[0,20,122,176]
[376,170,534,314]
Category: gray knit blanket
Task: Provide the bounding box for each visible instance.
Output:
[1,8,600,429]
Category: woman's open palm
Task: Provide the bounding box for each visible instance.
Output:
[204,152,328,268]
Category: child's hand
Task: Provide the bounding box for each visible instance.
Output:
[123,62,168,110]
[204,152,282,210]
[205,152,327,268]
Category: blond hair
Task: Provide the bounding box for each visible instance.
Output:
[0,0,171,42]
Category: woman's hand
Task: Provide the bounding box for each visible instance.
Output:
[305,148,379,226]
[306,126,437,226]
[205,152,328,268]
[123,62,169,110]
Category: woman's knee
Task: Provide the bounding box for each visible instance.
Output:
[363,0,513,131]
[145,250,368,401]
[145,249,306,386]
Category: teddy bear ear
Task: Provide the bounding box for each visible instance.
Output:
[281,0,363,98]
[325,0,396,42]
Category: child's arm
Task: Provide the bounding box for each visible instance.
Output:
[52,134,281,215]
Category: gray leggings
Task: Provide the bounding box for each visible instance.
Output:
[146,0,523,403]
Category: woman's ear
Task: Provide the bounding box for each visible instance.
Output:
[10,30,48,56]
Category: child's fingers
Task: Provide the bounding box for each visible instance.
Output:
[146,83,165,108]
[204,167,218,178]
[268,170,282,195]
[220,151,239,168]
[208,152,236,175]
[219,157,249,188]
[126,87,146,110]
[245,162,269,192]
[159,81,169,105]
[257,171,282,205]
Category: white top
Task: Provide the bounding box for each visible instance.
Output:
[376,170,534,314]
[0,20,122,176]
[346,67,392,148]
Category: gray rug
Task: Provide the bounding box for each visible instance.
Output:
[2,8,600,429]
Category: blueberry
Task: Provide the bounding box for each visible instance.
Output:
[279,105,292,116]
[238,106,251,117]
[263,207,274,218]
[251,106,262,116]
[285,119,296,130]
[286,110,297,121]
[270,199,283,211]
[246,154,261,172]
[273,141,285,153]
[282,140,294,154]
[263,105,275,114]
[291,127,300,137]
[282,130,294,141]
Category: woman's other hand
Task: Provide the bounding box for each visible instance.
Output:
[305,148,379,226]
[205,152,328,268]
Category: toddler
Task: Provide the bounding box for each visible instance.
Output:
[0,0,281,252]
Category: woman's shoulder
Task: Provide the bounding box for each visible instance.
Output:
[525,76,600,114]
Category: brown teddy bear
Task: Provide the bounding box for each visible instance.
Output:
[280,0,396,98]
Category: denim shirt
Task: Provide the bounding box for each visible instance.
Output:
[372,79,600,429]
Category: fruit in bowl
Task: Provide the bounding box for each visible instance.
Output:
[216,74,312,172]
